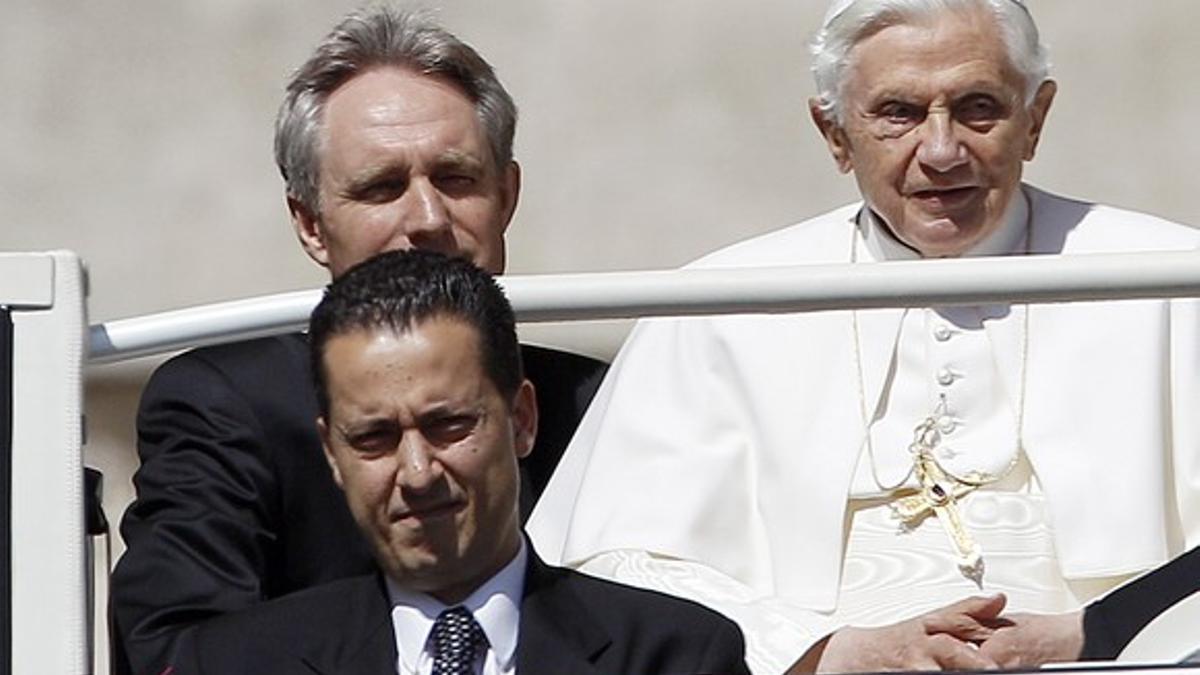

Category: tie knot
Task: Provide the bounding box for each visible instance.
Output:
[431,606,486,675]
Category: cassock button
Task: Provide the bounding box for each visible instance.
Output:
[934,325,953,342]
[936,368,956,386]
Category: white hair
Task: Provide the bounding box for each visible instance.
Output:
[810,0,1050,123]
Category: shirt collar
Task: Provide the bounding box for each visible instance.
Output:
[387,539,527,674]
[858,187,1030,262]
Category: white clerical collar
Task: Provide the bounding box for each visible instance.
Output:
[387,539,527,674]
[858,188,1030,262]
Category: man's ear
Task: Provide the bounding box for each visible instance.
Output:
[317,417,344,489]
[289,195,330,268]
[1022,79,1057,161]
[810,98,854,174]
[510,379,537,460]
[498,160,521,234]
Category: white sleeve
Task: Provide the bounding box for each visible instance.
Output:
[575,549,838,675]
[530,316,785,591]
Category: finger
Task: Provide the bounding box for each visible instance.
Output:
[921,600,1008,638]
[924,614,994,642]
[954,593,1007,618]
[927,633,1000,671]
[923,596,1006,640]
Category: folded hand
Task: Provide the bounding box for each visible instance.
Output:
[810,594,1007,673]
[976,609,1083,668]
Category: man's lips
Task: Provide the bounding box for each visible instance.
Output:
[392,499,465,522]
[909,185,980,201]
[907,185,983,212]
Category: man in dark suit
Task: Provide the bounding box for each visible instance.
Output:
[170,250,749,675]
[111,7,606,674]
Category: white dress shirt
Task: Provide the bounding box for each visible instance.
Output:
[387,541,527,675]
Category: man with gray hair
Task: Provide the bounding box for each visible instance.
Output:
[530,0,1200,672]
[112,7,606,674]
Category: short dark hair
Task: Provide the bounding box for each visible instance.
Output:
[275,5,518,215]
[309,249,522,418]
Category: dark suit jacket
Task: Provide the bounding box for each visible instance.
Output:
[171,550,750,675]
[1081,545,1200,660]
[111,334,607,675]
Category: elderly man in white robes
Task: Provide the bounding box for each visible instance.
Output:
[528,0,1200,672]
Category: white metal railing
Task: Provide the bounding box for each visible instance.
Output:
[88,249,1200,364]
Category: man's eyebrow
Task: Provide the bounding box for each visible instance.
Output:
[416,402,478,421]
[342,162,410,191]
[949,77,1021,99]
[857,90,922,112]
[434,150,487,171]
[336,416,394,437]
[862,76,1016,101]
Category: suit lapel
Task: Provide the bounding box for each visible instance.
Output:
[516,552,609,675]
[299,574,398,675]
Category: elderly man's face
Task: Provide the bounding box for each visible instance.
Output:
[318,318,536,603]
[814,9,1055,257]
[292,67,519,277]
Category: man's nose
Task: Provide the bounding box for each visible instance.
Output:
[404,179,454,248]
[915,111,968,173]
[395,434,443,493]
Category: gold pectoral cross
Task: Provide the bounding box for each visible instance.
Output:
[889,417,984,577]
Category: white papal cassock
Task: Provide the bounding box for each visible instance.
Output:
[527,185,1200,673]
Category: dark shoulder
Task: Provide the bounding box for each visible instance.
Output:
[515,345,610,506]
[199,573,380,636]
[521,343,606,370]
[520,344,608,390]
[556,565,733,631]
[187,575,385,654]
[140,333,313,415]
[540,564,749,674]
[176,575,390,674]
[148,333,309,388]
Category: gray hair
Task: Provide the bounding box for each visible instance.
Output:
[810,0,1050,123]
[274,6,517,214]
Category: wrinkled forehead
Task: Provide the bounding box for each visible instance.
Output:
[855,13,1014,71]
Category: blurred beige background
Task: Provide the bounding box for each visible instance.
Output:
[2,1,1199,561]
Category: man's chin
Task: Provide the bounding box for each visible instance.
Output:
[900,214,992,257]
[380,532,464,572]
[385,551,460,584]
